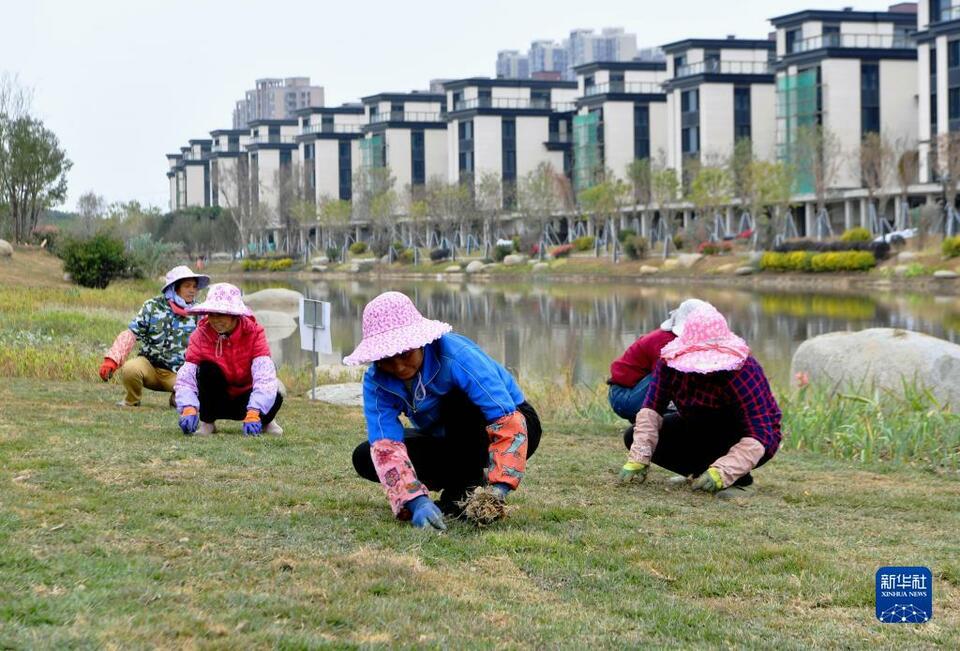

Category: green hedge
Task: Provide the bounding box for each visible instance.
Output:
[840,227,872,243]
[573,235,595,252]
[242,257,294,272]
[349,241,368,255]
[761,250,875,272]
[943,235,960,258]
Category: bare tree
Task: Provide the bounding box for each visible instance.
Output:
[729,138,754,236]
[519,162,565,260]
[317,196,352,257]
[933,131,960,236]
[746,160,793,249]
[216,156,266,256]
[424,176,470,260]
[792,125,842,236]
[353,166,398,256]
[858,131,896,235]
[577,168,629,260]
[76,191,106,236]
[689,164,732,243]
[650,156,680,258]
[894,140,919,232]
[475,171,502,256]
[625,158,652,237]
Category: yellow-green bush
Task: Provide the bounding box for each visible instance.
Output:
[349,241,368,255]
[267,258,294,271]
[572,235,596,252]
[760,251,815,271]
[840,227,872,243]
[943,235,960,258]
[810,251,876,272]
[241,259,267,271]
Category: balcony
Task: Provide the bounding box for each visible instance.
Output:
[451,97,576,112]
[181,151,208,161]
[212,143,241,153]
[545,132,573,146]
[933,6,960,24]
[582,81,664,96]
[248,134,298,144]
[675,60,770,78]
[302,123,364,134]
[788,32,912,55]
[369,111,442,124]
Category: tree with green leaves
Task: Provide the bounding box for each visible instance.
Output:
[578,169,629,260]
[317,196,352,254]
[475,171,502,256]
[689,165,731,243]
[519,162,565,260]
[858,131,895,236]
[650,162,680,258]
[729,138,754,236]
[746,160,793,249]
[353,166,398,256]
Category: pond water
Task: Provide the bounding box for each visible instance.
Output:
[239,278,960,389]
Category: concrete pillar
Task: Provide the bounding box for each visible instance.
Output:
[640,211,651,239]
[805,203,815,239]
[859,199,869,229]
[893,196,903,230]
[682,210,691,231]
[844,199,853,232]
[725,206,734,236]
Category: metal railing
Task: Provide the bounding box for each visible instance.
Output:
[789,32,912,54]
[369,111,443,123]
[181,151,209,160]
[546,132,573,144]
[211,144,241,153]
[302,123,364,134]
[675,59,770,77]
[583,81,664,96]
[451,97,578,112]
[248,134,298,144]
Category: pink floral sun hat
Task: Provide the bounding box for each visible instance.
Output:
[659,304,750,374]
[187,283,252,317]
[343,291,451,366]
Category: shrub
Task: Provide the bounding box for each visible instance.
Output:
[617,228,637,243]
[572,235,596,252]
[242,259,266,271]
[623,235,648,260]
[399,249,415,264]
[126,233,181,279]
[430,248,451,262]
[549,244,573,259]
[943,235,960,258]
[31,224,61,252]
[696,241,733,255]
[774,239,891,260]
[810,251,876,272]
[840,227,872,243]
[267,258,294,271]
[349,241,368,255]
[760,251,815,272]
[59,234,129,289]
[325,246,340,262]
[493,244,514,262]
[673,233,684,250]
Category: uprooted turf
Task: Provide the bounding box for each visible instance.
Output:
[1,378,958,648]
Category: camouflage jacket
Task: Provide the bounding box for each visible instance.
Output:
[128,295,197,371]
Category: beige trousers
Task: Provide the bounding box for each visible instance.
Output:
[121,356,176,406]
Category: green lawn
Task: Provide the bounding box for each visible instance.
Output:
[2,379,958,648]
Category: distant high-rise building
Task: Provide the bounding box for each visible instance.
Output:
[232,77,324,128]
[496,50,531,79]
[530,40,569,79]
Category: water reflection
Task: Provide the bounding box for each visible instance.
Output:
[239,278,960,388]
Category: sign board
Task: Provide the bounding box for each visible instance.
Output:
[300,298,332,355]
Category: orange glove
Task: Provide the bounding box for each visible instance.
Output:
[99,358,119,381]
[242,409,262,436]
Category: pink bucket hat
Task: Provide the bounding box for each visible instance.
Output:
[162,265,210,294]
[659,305,750,374]
[659,298,713,336]
[343,291,451,366]
[187,283,252,316]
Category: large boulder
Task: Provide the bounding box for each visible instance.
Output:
[243,288,303,314]
[503,254,527,266]
[306,382,363,407]
[791,328,960,409]
[639,265,658,275]
[0,239,12,257]
[252,310,298,341]
[532,262,549,272]
[310,256,329,265]
[677,253,704,269]
[444,264,462,273]
[465,260,485,274]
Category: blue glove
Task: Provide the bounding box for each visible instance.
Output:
[489,483,511,501]
[179,407,198,435]
[242,409,262,437]
[407,495,446,531]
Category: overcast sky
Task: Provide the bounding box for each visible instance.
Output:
[3,0,901,212]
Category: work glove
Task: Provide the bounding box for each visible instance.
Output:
[179,407,199,435]
[407,495,446,531]
[618,460,649,484]
[242,409,262,437]
[691,467,724,493]
[99,358,118,382]
[489,482,511,501]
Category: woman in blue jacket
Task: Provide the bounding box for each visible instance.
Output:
[344,291,541,530]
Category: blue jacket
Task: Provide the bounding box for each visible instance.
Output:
[362,333,524,443]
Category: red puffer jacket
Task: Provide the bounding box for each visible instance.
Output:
[184,315,272,398]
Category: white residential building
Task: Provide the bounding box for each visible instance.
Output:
[444,78,579,209]
[359,92,448,213]
[296,105,366,204]
[771,6,917,191]
[208,129,250,211]
[915,1,959,183]
[662,38,777,183]
[245,119,301,231]
[572,61,670,194]
[232,77,325,128]
[179,139,212,208]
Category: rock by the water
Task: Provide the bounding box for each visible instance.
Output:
[532,262,549,272]
[0,239,12,257]
[445,264,462,273]
[734,266,755,276]
[791,328,960,409]
[252,310,298,341]
[311,265,328,272]
[639,265,658,275]
[896,251,918,262]
[311,256,329,265]
[677,253,703,269]
[465,260,485,274]
[503,254,527,266]
[933,270,959,279]
[661,258,680,271]
[243,288,304,314]
[306,382,363,407]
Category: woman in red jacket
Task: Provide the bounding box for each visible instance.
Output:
[608,299,711,423]
[173,283,283,436]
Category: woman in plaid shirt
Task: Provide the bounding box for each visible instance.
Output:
[617,304,782,499]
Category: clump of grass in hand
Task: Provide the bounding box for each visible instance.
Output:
[458,486,508,526]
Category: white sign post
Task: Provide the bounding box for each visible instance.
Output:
[300,298,332,400]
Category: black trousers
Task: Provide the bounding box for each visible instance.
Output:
[197,361,283,424]
[352,390,541,494]
[623,410,766,487]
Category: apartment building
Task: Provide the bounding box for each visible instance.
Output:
[497,50,531,79]
[174,139,212,208]
[572,61,670,193]
[166,154,183,212]
[444,78,578,208]
[232,77,325,128]
[662,38,777,182]
[530,41,570,79]
[772,6,917,191]
[295,105,366,204]
[245,119,300,227]
[208,129,250,211]
[916,1,960,182]
[359,92,448,210]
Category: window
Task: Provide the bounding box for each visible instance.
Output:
[785,28,801,54]
[338,140,352,201]
[704,50,720,73]
[950,40,960,69]
[931,46,938,133]
[531,89,549,108]
[734,86,751,141]
[610,72,625,93]
[633,104,650,160]
[949,87,960,120]
[411,130,425,186]
[861,63,880,135]
[681,89,700,155]
[479,88,492,108]
[682,126,700,155]
[822,24,840,47]
[502,118,517,209]
[390,102,404,120]
[458,120,474,181]
[931,0,942,23]
[322,115,334,133]
[584,75,595,94]
[681,89,698,113]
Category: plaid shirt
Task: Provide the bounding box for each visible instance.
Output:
[641,356,782,458]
